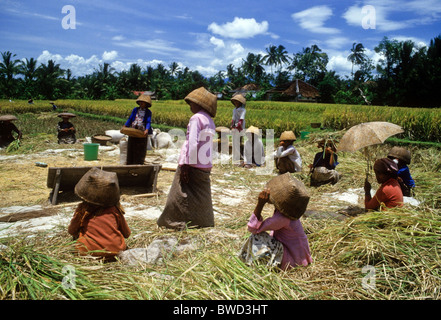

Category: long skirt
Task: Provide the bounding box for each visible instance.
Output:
[238,232,284,268]
[126,136,147,165]
[157,166,214,230]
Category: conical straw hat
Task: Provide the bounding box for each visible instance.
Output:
[246,126,260,136]
[184,87,217,117]
[136,94,152,107]
[0,115,18,121]
[74,168,120,207]
[231,94,246,106]
[388,146,411,164]
[57,112,76,118]
[266,173,310,220]
[280,131,296,141]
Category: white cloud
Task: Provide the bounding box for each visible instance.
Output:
[112,35,125,41]
[102,50,118,61]
[208,17,269,39]
[292,6,340,34]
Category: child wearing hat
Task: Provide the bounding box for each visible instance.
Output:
[364,158,404,211]
[239,174,313,270]
[123,94,153,165]
[68,168,131,261]
[157,87,217,230]
[273,131,302,174]
[309,139,340,186]
[57,113,76,144]
[387,147,415,197]
[243,126,265,168]
[0,115,22,148]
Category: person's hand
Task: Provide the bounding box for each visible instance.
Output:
[143,129,148,136]
[257,188,270,206]
[180,165,190,184]
[364,178,371,195]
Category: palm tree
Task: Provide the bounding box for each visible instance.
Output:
[275,45,290,70]
[348,42,367,77]
[0,51,21,97]
[242,53,265,83]
[169,62,180,77]
[263,45,278,75]
[36,59,65,99]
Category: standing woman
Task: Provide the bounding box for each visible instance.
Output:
[57,113,77,144]
[230,94,246,161]
[157,87,217,230]
[123,94,152,165]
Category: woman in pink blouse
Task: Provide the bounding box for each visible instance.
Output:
[245,187,313,270]
[157,87,217,230]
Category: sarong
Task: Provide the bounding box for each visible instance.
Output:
[310,166,340,186]
[126,136,147,165]
[238,232,284,268]
[157,166,214,230]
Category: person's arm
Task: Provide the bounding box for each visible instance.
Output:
[124,108,137,127]
[180,116,200,183]
[143,110,152,136]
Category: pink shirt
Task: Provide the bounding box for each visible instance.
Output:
[178,110,216,169]
[248,210,312,269]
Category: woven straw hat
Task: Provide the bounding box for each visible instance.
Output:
[136,94,152,107]
[57,112,76,118]
[0,115,18,121]
[388,146,411,165]
[74,168,120,207]
[231,94,246,106]
[280,131,296,141]
[185,87,217,117]
[266,173,310,220]
[246,126,260,136]
[216,126,231,133]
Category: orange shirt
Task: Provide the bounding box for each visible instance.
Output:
[68,204,131,258]
[365,178,404,211]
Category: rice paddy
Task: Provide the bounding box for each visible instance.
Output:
[0,109,440,302]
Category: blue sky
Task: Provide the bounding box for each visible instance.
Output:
[1,0,440,78]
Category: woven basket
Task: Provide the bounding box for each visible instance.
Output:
[266,173,310,220]
[92,134,112,146]
[120,127,146,138]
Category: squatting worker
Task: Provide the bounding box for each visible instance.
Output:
[157,87,217,230]
[57,112,76,144]
[0,115,22,148]
[364,158,404,211]
[123,94,152,164]
[68,168,131,262]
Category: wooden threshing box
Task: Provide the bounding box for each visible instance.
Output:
[47,165,161,205]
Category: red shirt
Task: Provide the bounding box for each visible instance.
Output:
[365,178,404,211]
[68,204,131,258]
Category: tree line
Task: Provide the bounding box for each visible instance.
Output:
[1,34,440,107]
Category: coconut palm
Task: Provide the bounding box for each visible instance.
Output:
[348,42,367,77]
[0,51,21,97]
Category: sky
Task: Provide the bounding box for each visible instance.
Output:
[1,0,440,79]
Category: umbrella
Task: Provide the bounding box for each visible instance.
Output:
[337,121,404,177]
[338,121,404,152]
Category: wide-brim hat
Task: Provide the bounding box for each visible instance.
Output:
[216,126,231,133]
[388,146,411,165]
[75,168,120,207]
[58,112,76,118]
[136,94,152,107]
[184,87,217,117]
[246,126,260,136]
[231,94,246,106]
[280,131,296,141]
[266,173,310,220]
[0,115,18,121]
